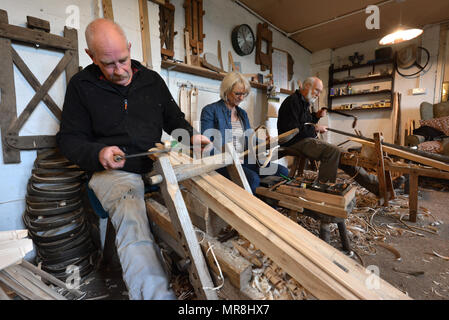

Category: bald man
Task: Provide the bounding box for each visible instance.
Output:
[57,19,209,299]
[277,77,380,196]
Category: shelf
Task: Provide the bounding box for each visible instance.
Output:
[332,74,393,85]
[161,60,276,91]
[332,59,393,73]
[330,89,392,99]
[332,107,392,112]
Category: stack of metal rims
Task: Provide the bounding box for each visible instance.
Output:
[23,149,100,282]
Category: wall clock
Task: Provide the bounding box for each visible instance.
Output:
[231,24,255,56]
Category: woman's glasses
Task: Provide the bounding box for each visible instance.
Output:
[233,91,248,97]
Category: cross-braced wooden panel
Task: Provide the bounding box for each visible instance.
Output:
[0,10,79,164]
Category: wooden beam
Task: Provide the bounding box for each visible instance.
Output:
[0,10,20,163]
[153,154,217,300]
[138,0,153,69]
[26,16,50,33]
[275,184,356,209]
[225,142,253,194]
[101,0,114,20]
[0,22,77,50]
[257,187,348,219]
[373,133,390,205]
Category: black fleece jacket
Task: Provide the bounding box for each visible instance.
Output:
[277,90,319,147]
[56,60,194,174]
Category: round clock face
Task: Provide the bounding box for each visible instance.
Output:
[232,24,255,56]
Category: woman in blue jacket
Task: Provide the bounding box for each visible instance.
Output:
[200,72,288,194]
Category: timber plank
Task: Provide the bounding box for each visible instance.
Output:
[154,155,217,300]
[257,187,348,219]
[0,13,20,163]
[276,184,356,209]
[0,22,76,50]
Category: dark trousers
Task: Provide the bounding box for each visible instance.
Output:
[288,138,379,195]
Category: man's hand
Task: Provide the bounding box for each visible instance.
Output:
[99,146,125,170]
[315,125,328,133]
[316,108,327,118]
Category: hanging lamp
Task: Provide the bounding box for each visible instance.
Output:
[379,0,423,45]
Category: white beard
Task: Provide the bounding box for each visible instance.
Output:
[306,91,317,105]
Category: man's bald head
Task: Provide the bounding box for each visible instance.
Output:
[85,18,128,57]
[84,19,133,86]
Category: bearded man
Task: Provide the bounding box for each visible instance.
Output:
[277,77,380,195]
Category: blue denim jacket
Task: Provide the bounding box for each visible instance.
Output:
[200,99,253,151]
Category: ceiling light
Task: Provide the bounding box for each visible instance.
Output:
[379,27,423,45]
[379,0,423,45]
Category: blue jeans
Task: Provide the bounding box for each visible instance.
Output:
[217,162,289,194]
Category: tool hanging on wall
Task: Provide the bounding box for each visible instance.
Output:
[190,87,199,132]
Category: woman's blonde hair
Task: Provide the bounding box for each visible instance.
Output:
[220,72,251,101]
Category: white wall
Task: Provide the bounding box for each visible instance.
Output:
[0,0,311,233]
[311,24,442,147]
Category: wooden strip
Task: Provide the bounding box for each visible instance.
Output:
[102,0,114,20]
[0,284,11,300]
[224,142,253,194]
[373,133,389,205]
[8,265,66,300]
[11,47,61,119]
[409,173,419,223]
[154,155,217,300]
[63,27,79,83]
[2,267,53,300]
[0,12,20,163]
[7,51,73,135]
[5,135,56,150]
[139,0,153,69]
[20,260,84,298]
[190,87,199,132]
[217,40,224,71]
[0,271,38,300]
[0,230,28,241]
[257,187,348,218]
[0,22,76,50]
[185,31,191,65]
[26,16,50,33]
[276,184,356,209]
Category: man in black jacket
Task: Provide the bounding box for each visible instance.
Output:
[277,77,380,194]
[57,18,210,300]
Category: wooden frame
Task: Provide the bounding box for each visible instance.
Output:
[159,1,177,60]
[255,22,272,73]
[0,10,78,163]
[183,0,205,56]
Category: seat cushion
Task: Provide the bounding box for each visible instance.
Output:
[417,141,443,154]
[419,116,449,136]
